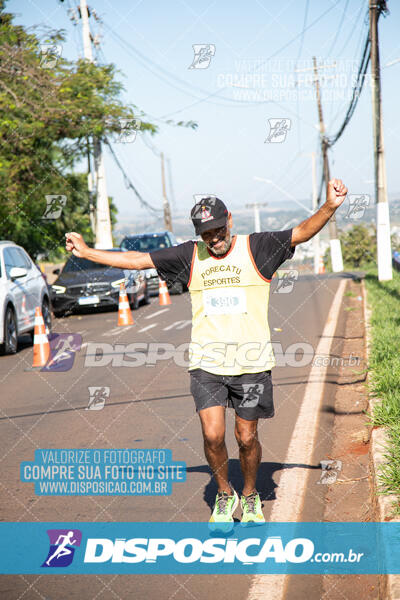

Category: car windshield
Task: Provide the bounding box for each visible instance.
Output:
[63,255,117,272]
[121,235,172,252]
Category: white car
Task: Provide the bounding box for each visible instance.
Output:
[0,241,51,354]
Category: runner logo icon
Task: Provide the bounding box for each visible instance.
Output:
[41,333,82,372]
[86,386,110,410]
[239,384,264,408]
[41,529,82,568]
[265,118,291,143]
[188,44,216,70]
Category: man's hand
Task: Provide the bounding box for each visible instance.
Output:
[291,177,348,246]
[65,232,89,258]
[326,178,348,210]
[65,231,156,270]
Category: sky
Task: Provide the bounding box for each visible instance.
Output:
[8,0,400,226]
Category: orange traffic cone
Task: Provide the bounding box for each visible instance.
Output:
[118,282,134,326]
[32,306,50,368]
[159,279,171,306]
[318,256,325,274]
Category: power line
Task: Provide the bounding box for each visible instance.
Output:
[161,1,341,118]
[296,0,310,61]
[104,139,162,215]
[90,41,173,222]
[104,23,280,112]
[103,24,247,109]
[317,7,389,207]
[294,0,310,154]
[59,2,162,223]
[336,0,366,57]
[325,0,350,58]
[100,2,340,119]
[62,0,83,57]
[327,4,369,128]
[140,135,176,211]
[326,30,370,147]
[103,24,217,100]
[141,133,162,157]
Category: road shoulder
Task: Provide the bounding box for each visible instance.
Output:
[320,276,379,599]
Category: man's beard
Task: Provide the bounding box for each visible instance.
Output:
[207,236,232,256]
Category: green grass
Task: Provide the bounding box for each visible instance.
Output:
[364,265,400,507]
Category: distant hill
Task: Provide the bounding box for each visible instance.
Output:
[114,196,400,243]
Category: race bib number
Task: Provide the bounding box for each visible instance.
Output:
[203,287,247,315]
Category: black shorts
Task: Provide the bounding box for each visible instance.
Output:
[189,368,274,421]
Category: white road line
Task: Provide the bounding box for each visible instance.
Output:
[80,342,88,350]
[163,320,191,331]
[144,309,169,319]
[101,326,134,337]
[248,278,347,600]
[138,323,157,333]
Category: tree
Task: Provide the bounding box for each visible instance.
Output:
[0,2,157,258]
[324,223,377,270]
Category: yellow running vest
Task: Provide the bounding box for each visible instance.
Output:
[188,234,275,375]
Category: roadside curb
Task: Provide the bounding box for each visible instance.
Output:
[363,279,400,600]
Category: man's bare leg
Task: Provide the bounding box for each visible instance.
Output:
[198,406,231,494]
[234,414,261,496]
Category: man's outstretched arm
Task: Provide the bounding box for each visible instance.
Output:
[291,178,347,247]
[65,232,155,270]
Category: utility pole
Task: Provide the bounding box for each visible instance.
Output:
[79,0,113,248]
[369,0,392,280]
[300,151,320,273]
[311,151,320,274]
[160,152,172,232]
[312,56,343,273]
[246,203,267,233]
[86,147,96,233]
[166,157,176,209]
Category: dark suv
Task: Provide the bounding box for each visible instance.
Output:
[120,232,185,295]
[50,250,148,318]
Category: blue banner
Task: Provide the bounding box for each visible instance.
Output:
[20,449,186,496]
[1,522,400,574]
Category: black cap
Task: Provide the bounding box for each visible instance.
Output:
[190,197,229,235]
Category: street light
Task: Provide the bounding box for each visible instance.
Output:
[254,176,313,215]
[245,202,268,233]
[254,175,323,274]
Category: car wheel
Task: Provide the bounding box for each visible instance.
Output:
[130,293,140,310]
[0,306,18,355]
[169,280,183,295]
[42,297,52,335]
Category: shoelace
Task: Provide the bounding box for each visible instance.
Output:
[216,492,231,514]
[243,492,258,514]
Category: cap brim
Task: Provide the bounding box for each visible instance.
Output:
[194,216,228,235]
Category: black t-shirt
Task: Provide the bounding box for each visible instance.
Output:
[150,229,295,287]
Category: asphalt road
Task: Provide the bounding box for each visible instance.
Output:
[0,273,350,600]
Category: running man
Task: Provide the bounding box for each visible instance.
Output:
[65,178,347,529]
[45,531,77,566]
[46,333,79,368]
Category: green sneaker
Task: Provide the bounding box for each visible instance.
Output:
[209,489,239,532]
[240,492,265,526]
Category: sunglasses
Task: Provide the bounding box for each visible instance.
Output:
[201,224,228,241]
